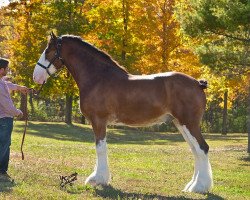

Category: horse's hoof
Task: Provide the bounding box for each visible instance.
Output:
[85,178,98,186]
[183,181,212,194]
[85,174,109,186]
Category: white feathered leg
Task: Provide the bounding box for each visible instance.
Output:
[85,138,111,186]
[173,120,213,193]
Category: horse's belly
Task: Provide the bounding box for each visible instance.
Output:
[108,113,173,127]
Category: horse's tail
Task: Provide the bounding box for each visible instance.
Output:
[199,80,208,90]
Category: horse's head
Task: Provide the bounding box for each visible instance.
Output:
[33,32,64,84]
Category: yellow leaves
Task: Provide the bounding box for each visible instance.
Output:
[0,0,248,103]
[199,66,249,109]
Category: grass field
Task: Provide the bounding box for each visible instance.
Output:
[0,121,249,200]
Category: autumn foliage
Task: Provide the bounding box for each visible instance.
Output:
[0,0,248,132]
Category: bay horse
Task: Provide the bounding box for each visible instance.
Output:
[33,33,213,193]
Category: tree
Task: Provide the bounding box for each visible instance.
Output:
[49,0,87,124]
[177,0,249,138]
[1,0,51,119]
[84,0,203,77]
[1,0,86,124]
[83,0,138,72]
[177,0,250,75]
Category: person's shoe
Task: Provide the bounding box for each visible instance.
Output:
[0,172,14,183]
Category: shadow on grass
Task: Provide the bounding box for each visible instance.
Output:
[93,185,224,200]
[94,185,190,200]
[240,155,250,162]
[204,133,247,142]
[18,122,94,142]
[206,193,224,200]
[239,155,250,166]
[14,122,184,145]
[0,181,16,193]
[15,121,247,145]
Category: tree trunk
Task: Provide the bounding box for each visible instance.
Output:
[248,131,250,153]
[248,92,250,153]
[20,93,28,120]
[65,94,73,124]
[162,17,167,67]
[81,115,85,124]
[222,90,228,135]
[122,0,129,62]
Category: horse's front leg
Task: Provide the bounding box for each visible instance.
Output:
[85,119,111,186]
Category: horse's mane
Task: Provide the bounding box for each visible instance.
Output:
[62,35,128,74]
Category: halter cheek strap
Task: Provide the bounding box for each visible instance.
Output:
[36,57,56,76]
[36,37,64,77]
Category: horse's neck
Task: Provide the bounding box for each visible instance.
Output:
[66,44,127,83]
[63,40,128,90]
[65,60,88,88]
[65,53,121,90]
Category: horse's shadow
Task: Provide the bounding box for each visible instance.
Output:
[0,181,16,193]
[93,185,224,200]
[94,185,187,200]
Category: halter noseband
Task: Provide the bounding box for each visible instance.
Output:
[37,37,64,77]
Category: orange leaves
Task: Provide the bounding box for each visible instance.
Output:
[83,0,203,76]
[1,0,247,104]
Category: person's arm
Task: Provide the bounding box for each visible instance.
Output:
[0,87,23,117]
[6,81,29,94]
[5,81,18,91]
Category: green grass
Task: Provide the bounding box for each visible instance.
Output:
[0,121,249,199]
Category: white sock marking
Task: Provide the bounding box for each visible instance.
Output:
[85,138,110,186]
[173,119,213,193]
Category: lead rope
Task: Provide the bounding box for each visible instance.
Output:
[18,82,78,187]
[20,81,45,160]
[20,96,28,160]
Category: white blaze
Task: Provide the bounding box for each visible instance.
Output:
[33,50,57,84]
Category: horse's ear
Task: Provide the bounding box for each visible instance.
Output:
[50,31,57,40]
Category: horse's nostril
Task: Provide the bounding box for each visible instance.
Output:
[33,76,43,84]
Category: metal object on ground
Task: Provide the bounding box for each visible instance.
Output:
[59,172,78,189]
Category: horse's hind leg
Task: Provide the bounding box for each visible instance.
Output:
[173,119,213,193]
[85,119,111,186]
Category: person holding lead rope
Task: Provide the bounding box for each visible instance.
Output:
[0,57,29,183]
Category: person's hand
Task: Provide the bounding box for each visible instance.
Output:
[17,110,23,119]
[18,86,30,94]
